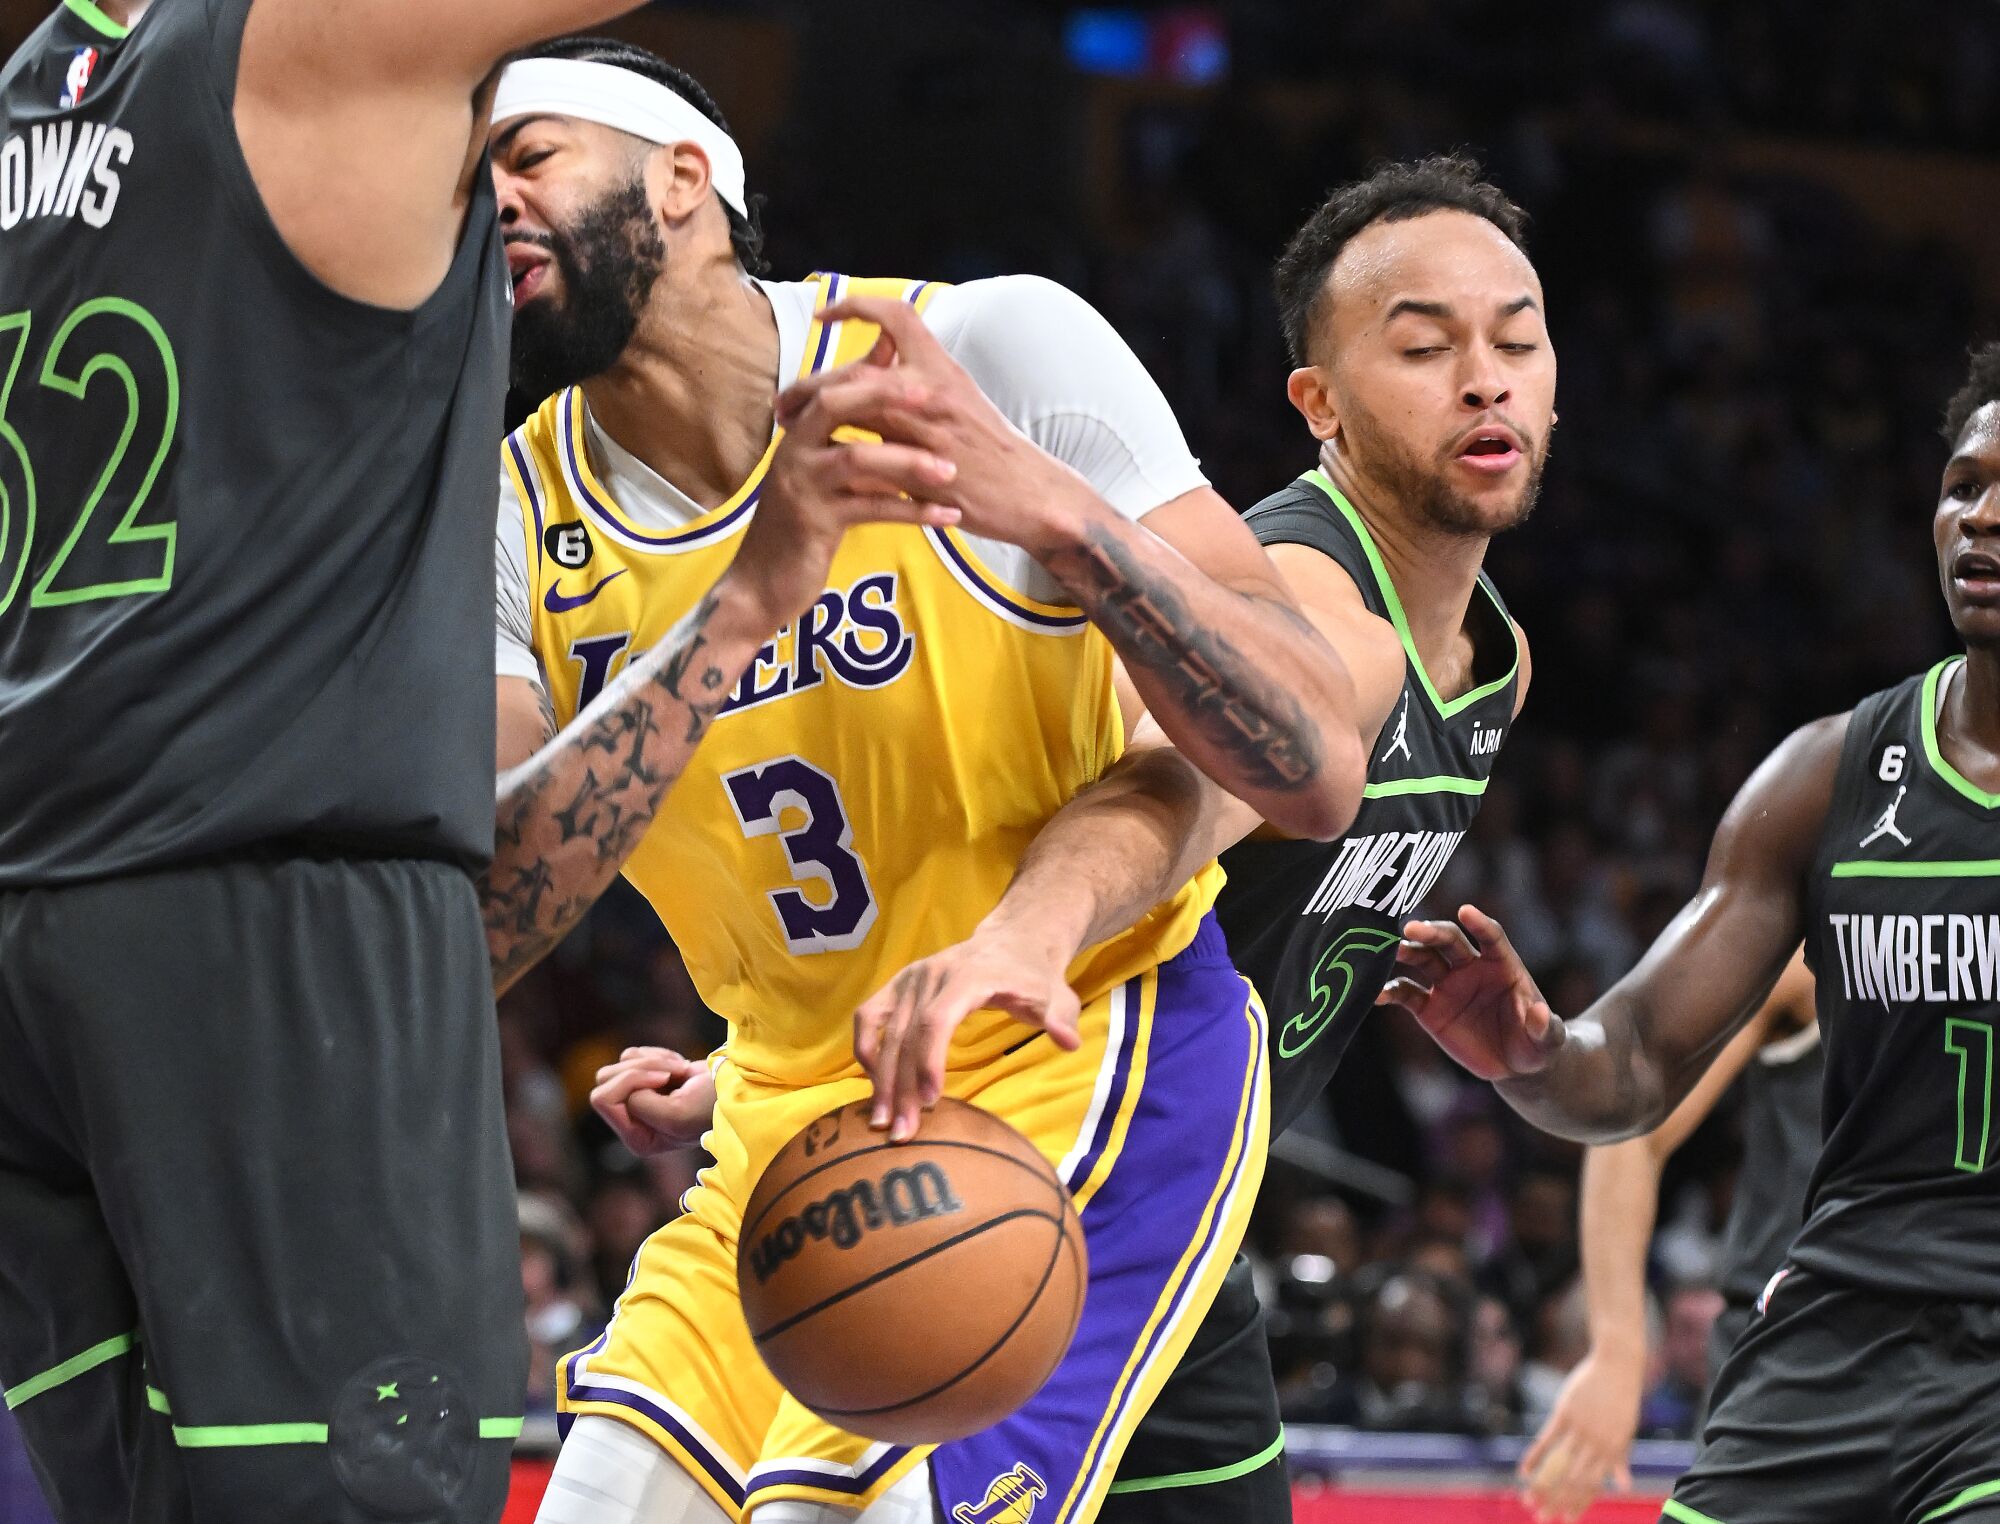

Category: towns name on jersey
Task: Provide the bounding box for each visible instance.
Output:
[1304,828,1465,921]
[1828,913,2000,1006]
[0,121,131,232]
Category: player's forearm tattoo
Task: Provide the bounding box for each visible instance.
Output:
[1044,526,1322,792]
[481,590,736,991]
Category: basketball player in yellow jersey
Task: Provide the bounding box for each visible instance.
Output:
[477,36,1377,1524]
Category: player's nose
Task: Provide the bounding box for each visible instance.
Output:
[1964,484,2000,534]
[1459,345,1511,410]
[490,165,528,226]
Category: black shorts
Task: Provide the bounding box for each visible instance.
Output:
[1668,1266,2000,1524]
[1102,1253,1291,1524]
[0,856,525,1524]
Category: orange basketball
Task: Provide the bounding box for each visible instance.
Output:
[737,1096,1087,1444]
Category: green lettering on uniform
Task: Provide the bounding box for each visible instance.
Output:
[1278,925,1402,1058]
[0,299,181,614]
[1946,1018,1995,1173]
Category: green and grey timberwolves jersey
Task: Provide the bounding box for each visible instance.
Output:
[0,0,508,884]
[1797,658,2000,1298]
[1216,469,1519,1135]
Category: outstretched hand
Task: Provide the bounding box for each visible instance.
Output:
[855,927,1083,1144]
[1376,905,1565,1081]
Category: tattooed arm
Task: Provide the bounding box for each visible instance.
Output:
[855,556,1408,1138]
[481,366,967,993]
[778,294,1372,841]
[1037,484,1368,840]
[484,587,752,993]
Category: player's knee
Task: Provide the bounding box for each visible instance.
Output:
[536,1415,732,1524]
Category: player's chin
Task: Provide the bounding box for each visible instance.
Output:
[1949,599,2000,648]
[1446,470,1536,530]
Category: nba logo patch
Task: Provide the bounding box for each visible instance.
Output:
[60,46,99,110]
[952,1464,1045,1524]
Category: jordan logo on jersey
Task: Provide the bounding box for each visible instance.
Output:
[1381,696,1413,764]
[953,1465,1045,1524]
[1860,785,1911,849]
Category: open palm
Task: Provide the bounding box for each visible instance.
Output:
[1375,905,1564,1081]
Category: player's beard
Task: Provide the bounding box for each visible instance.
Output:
[1342,393,1546,537]
[509,176,668,399]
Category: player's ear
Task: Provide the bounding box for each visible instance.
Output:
[1287,365,1340,443]
[650,140,713,224]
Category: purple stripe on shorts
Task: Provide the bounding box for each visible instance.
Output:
[747,1445,912,1499]
[1064,977,1142,1194]
[928,913,1266,1523]
[563,1379,747,1507]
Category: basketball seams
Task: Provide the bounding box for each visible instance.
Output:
[742,1129,1066,1246]
[749,1205,1063,1343]
[799,1201,1074,1422]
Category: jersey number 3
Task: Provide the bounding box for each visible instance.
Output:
[723,756,879,955]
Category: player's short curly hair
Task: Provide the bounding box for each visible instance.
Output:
[521,36,770,277]
[1273,154,1530,367]
[1943,341,2000,446]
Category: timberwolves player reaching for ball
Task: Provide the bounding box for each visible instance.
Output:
[1520,952,1819,1524]
[480,39,1379,1524]
[0,1,650,1522]
[609,155,1552,1523]
[1386,341,2000,1524]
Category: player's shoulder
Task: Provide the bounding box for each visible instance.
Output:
[921,272,1093,333]
[1769,710,1856,784]
[919,273,1125,375]
[1719,708,1854,866]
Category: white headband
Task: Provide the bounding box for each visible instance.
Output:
[492,58,748,217]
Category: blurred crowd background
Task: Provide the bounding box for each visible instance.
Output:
[4,0,1992,1471]
[478,0,2000,1443]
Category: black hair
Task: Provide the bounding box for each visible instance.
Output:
[524,36,769,276]
[1273,153,1530,366]
[1943,341,2000,445]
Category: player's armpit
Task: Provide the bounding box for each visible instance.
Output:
[243,0,646,89]
[1498,712,1849,1141]
[235,0,646,312]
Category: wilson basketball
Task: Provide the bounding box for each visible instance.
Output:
[737,1096,1087,1443]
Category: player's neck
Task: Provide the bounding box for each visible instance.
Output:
[1321,445,1491,671]
[581,267,780,511]
[100,0,148,23]
[1944,645,2000,789]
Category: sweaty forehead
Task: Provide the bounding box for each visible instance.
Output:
[1956,401,2000,463]
[1325,210,1542,329]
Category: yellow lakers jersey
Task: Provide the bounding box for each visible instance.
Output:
[504,273,1222,1085]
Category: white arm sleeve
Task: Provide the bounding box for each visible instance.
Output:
[923,274,1208,521]
[495,471,544,687]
